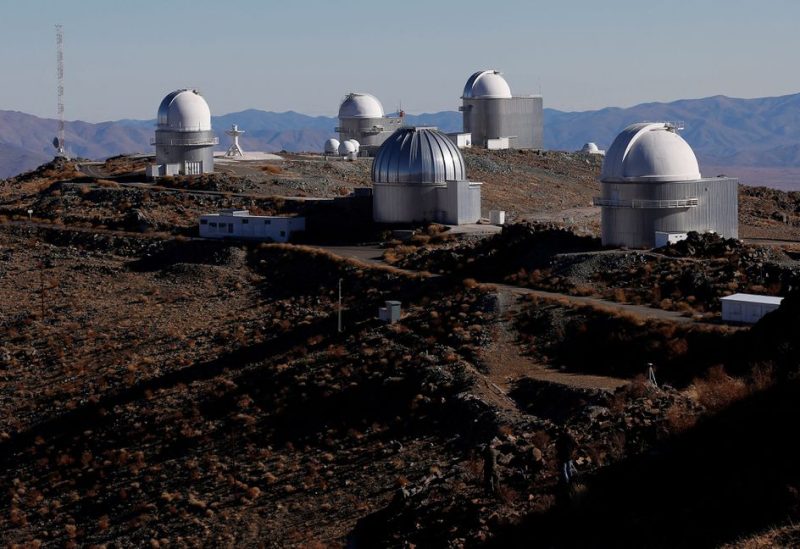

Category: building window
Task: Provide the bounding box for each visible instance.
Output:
[280,230,286,237]
[210,222,217,228]
[200,219,208,225]
[264,220,271,225]
[241,219,249,224]
[228,224,234,233]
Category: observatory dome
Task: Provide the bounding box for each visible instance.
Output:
[372,127,466,184]
[600,123,701,183]
[338,93,384,119]
[462,70,512,99]
[324,138,340,155]
[157,89,212,132]
[338,140,357,156]
[582,142,599,153]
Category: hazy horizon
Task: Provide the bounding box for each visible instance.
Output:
[1,0,799,122]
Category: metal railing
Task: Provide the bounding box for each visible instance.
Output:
[334,126,383,134]
[593,197,699,209]
[151,136,219,146]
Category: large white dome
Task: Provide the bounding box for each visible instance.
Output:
[338,92,384,119]
[157,89,212,132]
[462,70,512,99]
[600,123,701,182]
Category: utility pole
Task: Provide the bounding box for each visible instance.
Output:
[337,278,343,333]
[39,262,46,321]
[54,24,66,157]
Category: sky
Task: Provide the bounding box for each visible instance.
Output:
[1,0,799,122]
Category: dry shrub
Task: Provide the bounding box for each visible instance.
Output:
[693,366,749,412]
[573,284,594,297]
[430,232,453,244]
[409,233,430,246]
[665,337,689,358]
[665,403,697,434]
[463,278,479,289]
[625,374,651,399]
[497,484,520,504]
[425,223,448,235]
[750,363,775,391]
[261,164,282,174]
[497,424,513,437]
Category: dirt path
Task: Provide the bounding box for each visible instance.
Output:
[480,287,628,394]
[494,284,693,324]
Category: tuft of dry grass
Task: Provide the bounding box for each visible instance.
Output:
[692,366,749,412]
[261,164,283,174]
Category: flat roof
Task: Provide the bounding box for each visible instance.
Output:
[720,293,784,305]
[201,212,302,220]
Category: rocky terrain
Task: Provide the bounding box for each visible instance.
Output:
[0,153,799,546]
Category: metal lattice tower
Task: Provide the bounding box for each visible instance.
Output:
[225,124,245,157]
[54,24,66,157]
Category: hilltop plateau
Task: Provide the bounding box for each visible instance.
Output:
[3,91,800,188]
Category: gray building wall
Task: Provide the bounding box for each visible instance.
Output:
[437,181,482,225]
[373,183,440,223]
[599,177,739,248]
[337,116,403,153]
[154,129,216,174]
[461,96,543,149]
[373,181,481,225]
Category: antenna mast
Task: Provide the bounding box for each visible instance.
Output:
[54,24,66,157]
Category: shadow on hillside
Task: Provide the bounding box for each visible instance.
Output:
[489,381,800,548]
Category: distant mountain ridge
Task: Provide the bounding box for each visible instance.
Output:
[1,92,799,181]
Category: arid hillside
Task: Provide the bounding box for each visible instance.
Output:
[1,154,799,546]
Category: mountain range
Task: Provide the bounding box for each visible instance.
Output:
[1,93,799,186]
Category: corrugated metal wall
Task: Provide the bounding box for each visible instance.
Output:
[462,97,543,149]
[155,129,216,174]
[374,181,481,225]
[338,117,403,151]
[600,177,739,248]
[373,183,441,223]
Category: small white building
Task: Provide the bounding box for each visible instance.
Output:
[199,209,305,243]
[378,301,401,323]
[447,132,473,149]
[486,137,510,150]
[654,231,688,248]
[721,293,783,324]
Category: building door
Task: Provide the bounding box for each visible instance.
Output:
[184,161,201,175]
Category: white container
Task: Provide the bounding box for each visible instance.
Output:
[378,300,401,323]
[721,293,783,324]
[654,231,688,248]
[487,137,510,150]
[489,210,506,225]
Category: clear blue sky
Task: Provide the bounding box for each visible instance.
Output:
[1,0,798,122]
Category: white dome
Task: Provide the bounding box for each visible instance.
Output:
[324,138,340,154]
[157,89,212,132]
[463,70,512,99]
[338,92,384,119]
[338,140,357,155]
[347,139,360,153]
[601,123,701,182]
[582,142,599,153]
